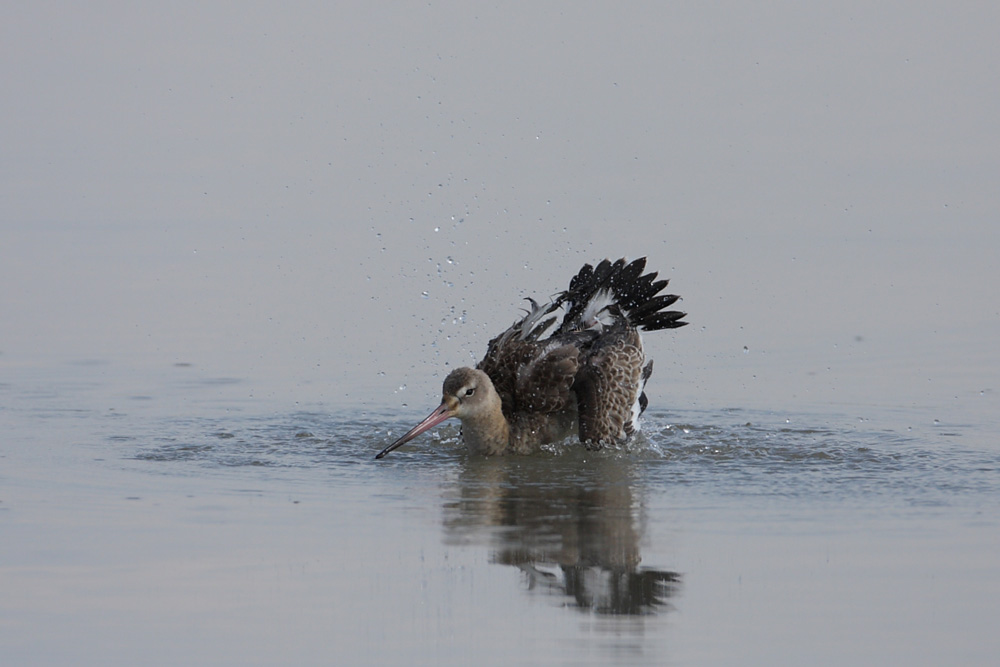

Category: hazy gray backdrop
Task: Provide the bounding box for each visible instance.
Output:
[4,5,1000,665]
[3,2,998,416]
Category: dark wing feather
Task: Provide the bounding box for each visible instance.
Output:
[515,343,579,413]
[478,333,588,419]
[557,257,687,333]
[477,334,533,416]
[628,293,680,322]
[639,310,688,331]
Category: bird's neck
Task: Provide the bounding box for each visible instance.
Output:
[460,401,511,456]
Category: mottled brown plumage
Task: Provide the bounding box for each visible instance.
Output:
[375,258,686,459]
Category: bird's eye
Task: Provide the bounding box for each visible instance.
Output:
[464,388,476,397]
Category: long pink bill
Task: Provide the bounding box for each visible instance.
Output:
[375,403,456,459]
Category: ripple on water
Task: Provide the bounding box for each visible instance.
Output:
[121,407,1000,510]
[636,409,1000,508]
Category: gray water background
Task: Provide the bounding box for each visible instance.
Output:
[3,4,999,665]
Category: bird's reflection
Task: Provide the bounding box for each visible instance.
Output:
[442,453,680,615]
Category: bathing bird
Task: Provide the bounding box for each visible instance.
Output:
[376,257,686,458]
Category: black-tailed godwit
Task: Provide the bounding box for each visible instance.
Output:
[376,257,686,458]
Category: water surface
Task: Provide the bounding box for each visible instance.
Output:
[2,363,997,665]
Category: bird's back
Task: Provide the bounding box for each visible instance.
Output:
[477,257,686,448]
